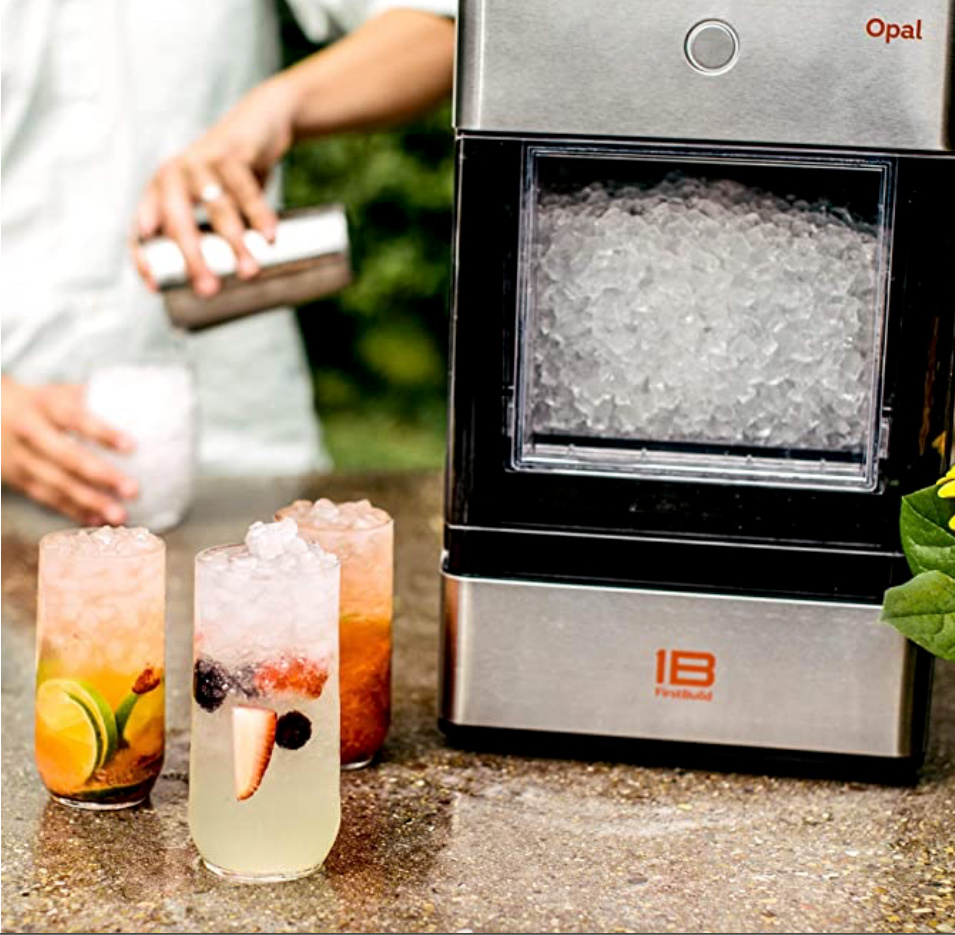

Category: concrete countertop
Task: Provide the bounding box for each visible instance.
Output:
[2,473,953,934]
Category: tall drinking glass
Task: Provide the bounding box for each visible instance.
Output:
[35,527,165,809]
[189,519,341,881]
[275,499,393,768]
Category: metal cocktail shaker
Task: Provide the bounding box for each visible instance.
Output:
[139,204,351,330]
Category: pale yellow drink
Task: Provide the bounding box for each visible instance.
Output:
[189,519,341,881]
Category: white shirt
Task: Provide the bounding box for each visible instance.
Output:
[1,0,455,475]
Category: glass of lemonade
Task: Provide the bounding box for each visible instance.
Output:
[275,499,393,769]
[35,527,165,809]
[189,518,341,881]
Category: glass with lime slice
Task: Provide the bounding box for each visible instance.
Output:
[35,527,165,809]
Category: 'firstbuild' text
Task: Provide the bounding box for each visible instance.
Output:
[654,650,715,702]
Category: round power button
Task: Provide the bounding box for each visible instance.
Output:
[685,20,739,75]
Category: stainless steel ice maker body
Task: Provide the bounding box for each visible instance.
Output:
[441,0,955,772]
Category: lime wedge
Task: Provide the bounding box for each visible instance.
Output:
[116,688,163,749]
[72,681,118,766]
[35,679,109,789]
[115,693,138,739]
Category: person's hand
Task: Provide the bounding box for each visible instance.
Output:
[1,377,138,525]
[131,7,455,299]
[132,77,296,296]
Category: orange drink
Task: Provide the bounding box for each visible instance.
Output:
[35,527,165,809]
[276,499,393,768]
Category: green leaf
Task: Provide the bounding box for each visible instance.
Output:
[881,570,955,660]
[899,485,955,576]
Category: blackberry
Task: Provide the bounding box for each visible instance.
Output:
[275,711,312,750]
[231,663,261,699]
[193,656,230,712]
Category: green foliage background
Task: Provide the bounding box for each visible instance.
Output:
[279,7,454,471]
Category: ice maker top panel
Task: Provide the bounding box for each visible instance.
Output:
[455,0,954,152]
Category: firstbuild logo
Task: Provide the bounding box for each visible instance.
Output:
[865,16,924,43]
[654,649,715,701]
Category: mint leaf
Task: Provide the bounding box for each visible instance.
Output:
[899,485,955,577]
[881,570,955,660]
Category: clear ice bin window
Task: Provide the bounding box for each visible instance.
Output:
[514,147,894,490]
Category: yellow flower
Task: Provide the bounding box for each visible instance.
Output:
[938,466,955,499]
[937,467,955,529]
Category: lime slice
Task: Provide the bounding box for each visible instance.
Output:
[72,681,118,766]
[116,688,164,750]
[36,679,118,768]
[115,693,138,739]
[35,679,109,789]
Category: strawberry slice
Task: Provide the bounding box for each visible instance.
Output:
[232,705,277,801]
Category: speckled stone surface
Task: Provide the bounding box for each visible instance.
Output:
[2,473,954,934]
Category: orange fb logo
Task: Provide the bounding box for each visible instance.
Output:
[654,649,716,700]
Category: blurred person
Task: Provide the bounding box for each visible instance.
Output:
[1,1,456,525]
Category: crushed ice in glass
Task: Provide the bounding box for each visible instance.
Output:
[527,175,881,453]
[44,526,161,556]
[246,518,304,559]
[84,362,195,531]
[284,498,390,530]
[196,520,340,664]
[229,518,338,572]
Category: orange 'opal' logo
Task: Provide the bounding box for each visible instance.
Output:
[865,17,924,42]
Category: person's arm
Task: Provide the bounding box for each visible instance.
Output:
[1,377,138,525]
[132,8,455,296]
[280,6,456,137]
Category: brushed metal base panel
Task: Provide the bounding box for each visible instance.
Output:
[440,572,924,757]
